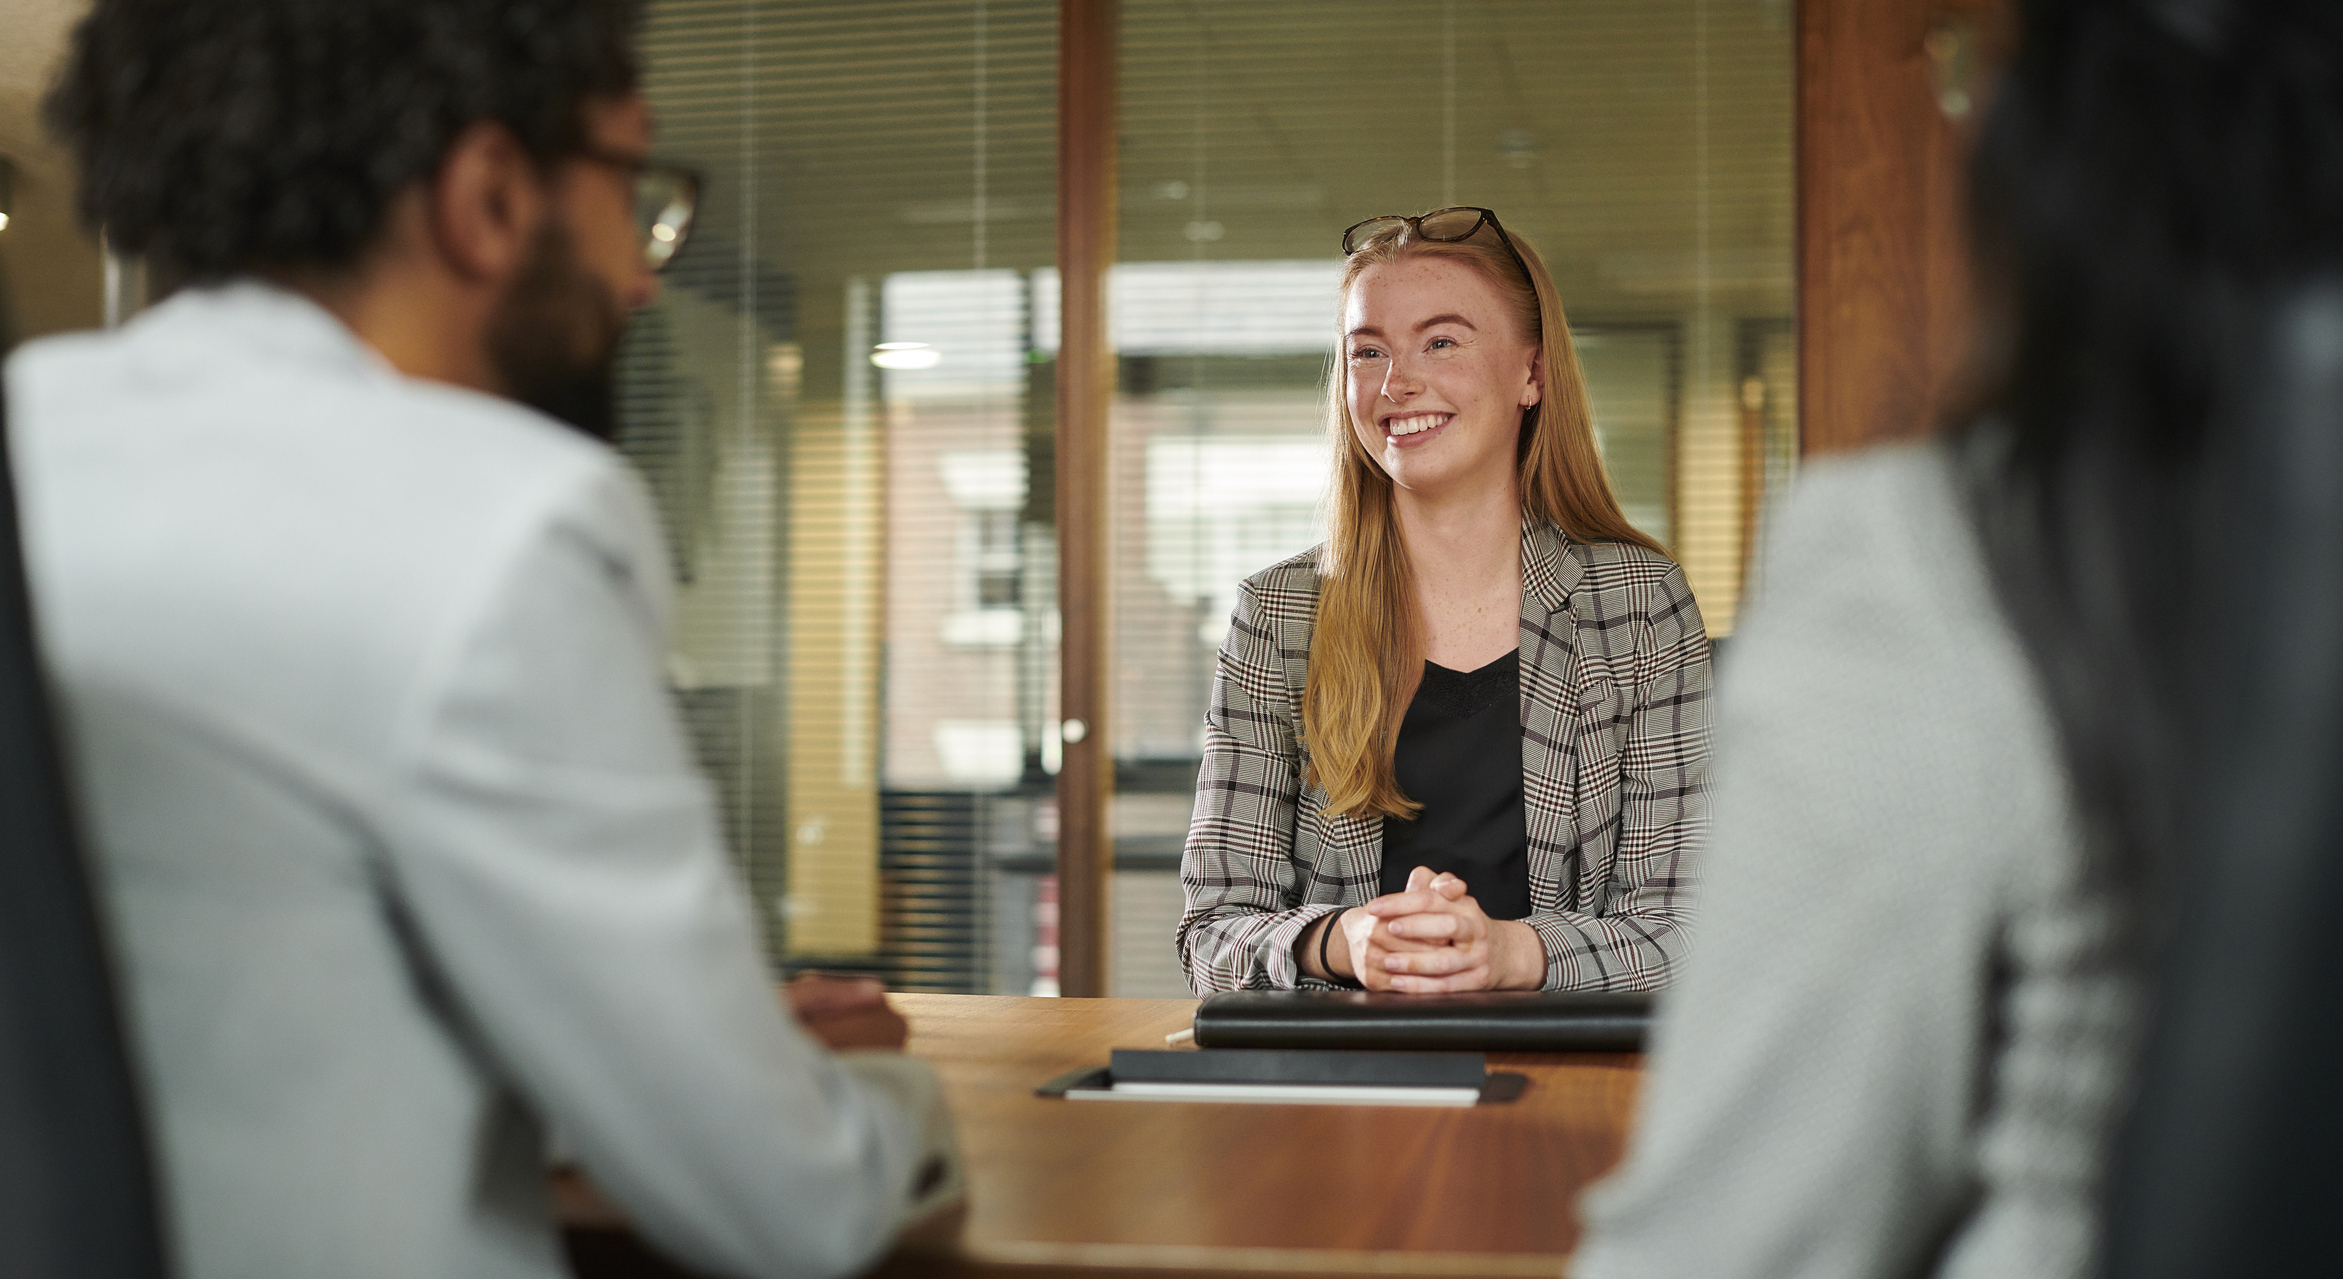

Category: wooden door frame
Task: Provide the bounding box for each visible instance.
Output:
[1798,0,2011,455]
[1053,0,1117,998]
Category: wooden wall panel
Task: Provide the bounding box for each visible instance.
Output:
[1798,0,2010,454]
[1054,0,1117,999]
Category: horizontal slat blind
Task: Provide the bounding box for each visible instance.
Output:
[623,1,1057,987]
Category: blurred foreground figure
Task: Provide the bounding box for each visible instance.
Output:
[1573,2,2343,1277]
[2102,262,2343,1278]
[0,330,169,1277]
[5,3,955,1277]
[2100,48,2343,1279]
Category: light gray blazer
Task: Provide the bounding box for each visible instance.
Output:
[1177,523,1712,993]
[6,284,950,1279]
[1573,443,2141,1279]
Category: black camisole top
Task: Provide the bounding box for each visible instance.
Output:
[1377,648,1532,920]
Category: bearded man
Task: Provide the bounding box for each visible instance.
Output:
[3,3,955,1277]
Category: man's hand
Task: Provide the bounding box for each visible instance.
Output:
[783,974,908,1051]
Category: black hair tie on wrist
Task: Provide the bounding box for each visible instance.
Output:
[1317,907,1353,988]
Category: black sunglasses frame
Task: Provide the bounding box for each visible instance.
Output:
[1340,206,1535,291]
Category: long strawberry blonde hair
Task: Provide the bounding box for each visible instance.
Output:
[1303,217,1664,820]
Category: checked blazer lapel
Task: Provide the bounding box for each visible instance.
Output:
[1517,522,1586,913]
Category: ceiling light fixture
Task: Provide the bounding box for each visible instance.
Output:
[871,341,941,370]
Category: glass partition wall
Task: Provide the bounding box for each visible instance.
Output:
[627,0,1793,993]
[627,0,1059,988]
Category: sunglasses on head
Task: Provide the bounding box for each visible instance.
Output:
[1340,206,1533,286]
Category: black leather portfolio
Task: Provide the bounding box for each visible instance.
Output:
[1190,989,1653,1052]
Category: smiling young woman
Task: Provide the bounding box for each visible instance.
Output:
[1176,208,1713,994]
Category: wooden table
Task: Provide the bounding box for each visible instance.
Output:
[567,994,1643,1278]
[875,994,1640,1278]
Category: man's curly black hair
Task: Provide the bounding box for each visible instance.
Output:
[44,0,645,283]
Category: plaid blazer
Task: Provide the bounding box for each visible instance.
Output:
[1176,522,1711,992]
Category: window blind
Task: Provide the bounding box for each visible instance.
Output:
[622,0,1057,988]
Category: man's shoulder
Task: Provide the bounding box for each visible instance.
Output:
[9,298,661,642]
[6,325,114,382]
[15,282,603,464]
[13,298,623,515]
[273,377,651,596]
[387,376,621,489]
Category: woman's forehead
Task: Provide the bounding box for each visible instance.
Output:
[1344,257,1512,332]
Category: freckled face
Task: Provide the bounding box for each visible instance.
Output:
[1343,256,1543,497]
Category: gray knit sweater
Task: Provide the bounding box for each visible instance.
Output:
[1572,442,2141,1279]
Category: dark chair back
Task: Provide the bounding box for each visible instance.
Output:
[0,344,172,1277]
[2104,287,2343,1278]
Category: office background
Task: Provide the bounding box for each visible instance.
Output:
[4,0,1997,999]
[605,0,1794,997]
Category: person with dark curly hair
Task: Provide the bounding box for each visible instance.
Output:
[3,3,958,1278]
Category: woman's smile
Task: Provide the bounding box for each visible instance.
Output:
[1383,410,1454,446]
[1344,256,1543,493]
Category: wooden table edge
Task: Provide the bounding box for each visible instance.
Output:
[875,1237,1571,1278]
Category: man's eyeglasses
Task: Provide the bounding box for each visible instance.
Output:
[1340,206,1533,288]
[579,147,705,271]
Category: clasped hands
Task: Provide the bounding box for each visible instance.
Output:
[1305,866,1544,993]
